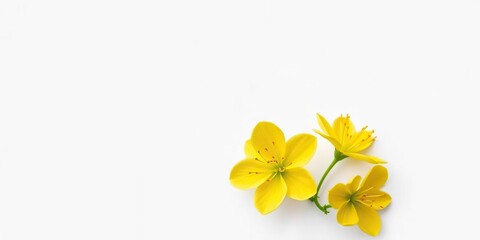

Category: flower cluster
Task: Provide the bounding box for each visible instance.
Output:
[229,114,392,236]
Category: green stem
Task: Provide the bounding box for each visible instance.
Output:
[311,149,347,214]
[312,197,332,214]
[315,159,338,196]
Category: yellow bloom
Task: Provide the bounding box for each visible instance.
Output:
[315,113,386,164]
[328,165,392,236]
[230,122,317,215]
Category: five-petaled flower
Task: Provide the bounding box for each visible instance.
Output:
[314,113,386,164]
[328,165,392,236]
[230,122,317,215]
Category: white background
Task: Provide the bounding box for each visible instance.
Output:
[1,0,479,239]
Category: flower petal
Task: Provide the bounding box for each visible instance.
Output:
[359,165,388,191]
[345,152,387,164]
[328,183,350,209]
[230,159,274,190]
[346,175,362,194]
[316,113,334,136]
[359,189,392,210]
[314,129,343,151]
[244,140,265,162]
[332,114,356,145]
[282,168,316,200]
[254,174,287,215]
[284,134,317,168]
[251,122,286,163]
[356,203,382,236]
[336,202,359,226]
[346,129,375,153]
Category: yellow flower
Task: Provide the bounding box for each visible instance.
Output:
[230,122,317,215]
[315,113,386,164]
[328,165,392,236]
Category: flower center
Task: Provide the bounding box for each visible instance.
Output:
[277,167,286,173]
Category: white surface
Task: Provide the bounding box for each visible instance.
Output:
[1,0,479,239]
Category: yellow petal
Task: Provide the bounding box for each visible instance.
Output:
[345,152,387,164]
[359,165,388,191]
[282,168,316,200]
[336,202,359,226]
[314,129,343,151]
[358,189,392,210]
[346,129,375,153]
[332,114,356,145]
[332,116,344,139]
[328,183,350,209]
[254,174,287,215]
[230,159,274,190]
[346,175,362,194]
[244,140,265,162]
[356,203,382,236]
[284,134,317,168]
[316,113,334,136]
[251,122,286,163]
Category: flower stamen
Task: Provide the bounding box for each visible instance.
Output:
[266,172,278,182]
